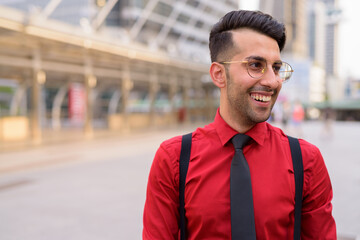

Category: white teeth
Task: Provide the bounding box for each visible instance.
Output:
[251,94,271,102]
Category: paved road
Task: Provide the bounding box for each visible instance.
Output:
[0,121,359,239]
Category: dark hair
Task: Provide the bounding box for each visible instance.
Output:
[209,10,286,62]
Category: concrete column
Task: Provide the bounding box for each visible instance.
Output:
[84,74,97,138]
[108,90,121,115]
[204,86,213,121]
[52,83,68,130]
[10,81,27,116]
[182,78,191,123]
[83,53,96,137]
[121,64,133,131]
[149,70,159,126]
[168,74,178,123]
[193,85,203,122]
[31,49,46,143]
[195,77,207,122]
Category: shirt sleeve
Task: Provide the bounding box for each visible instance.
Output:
[300,142,337,239]
[143,142,180,240]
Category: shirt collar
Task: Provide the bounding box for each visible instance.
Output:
[214,109,267,147]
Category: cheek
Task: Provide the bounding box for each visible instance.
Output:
[227,67,259,94]
[275,83,283,96]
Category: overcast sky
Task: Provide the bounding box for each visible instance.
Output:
[338,0,359,79]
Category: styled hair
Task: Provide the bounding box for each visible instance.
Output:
[209,10,286,62]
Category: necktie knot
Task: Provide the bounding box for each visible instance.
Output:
[232,134,251,150]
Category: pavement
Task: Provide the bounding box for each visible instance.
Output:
[0,123,199,173]
[0,120,359,239]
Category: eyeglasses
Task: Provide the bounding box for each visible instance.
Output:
[219,58,294,82]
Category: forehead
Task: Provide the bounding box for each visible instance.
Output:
[230,28,281,61]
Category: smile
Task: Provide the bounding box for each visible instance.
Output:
[250,94,271,102]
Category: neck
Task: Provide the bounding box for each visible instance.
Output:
[219,106,256,134]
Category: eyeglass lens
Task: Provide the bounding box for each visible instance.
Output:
[246,59,292,81]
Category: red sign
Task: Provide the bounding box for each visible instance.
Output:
[68,83,85,124]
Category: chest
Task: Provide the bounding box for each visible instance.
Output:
[184,143,295,237]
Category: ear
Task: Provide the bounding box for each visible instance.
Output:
[209,62,227,88]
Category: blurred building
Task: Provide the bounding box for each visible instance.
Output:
[260,0,360,121]
[0,0,239,141]
[307,0,328,103]
[260,0,312,104]
[0,0,238,63]
[260,0,343,103]
[103,0,238,63]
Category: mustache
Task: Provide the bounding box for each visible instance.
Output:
[248,87,277,95]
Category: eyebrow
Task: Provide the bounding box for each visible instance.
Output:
[245,55,265,61]
[245,55,283,64]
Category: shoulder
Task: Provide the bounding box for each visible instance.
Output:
[265,122,323,167]
[265,122,321,155]
[152,127,207,184]
[158,123,214,156]
[297,138,324,172]
[298,138,321,157]
[148,135,183,189]
[157,122,215,162]
[158,134,183,161]
[156,134,183,169]
[294,138,329,195]
[264,122,289,142]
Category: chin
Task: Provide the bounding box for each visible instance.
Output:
[250,113,271,124]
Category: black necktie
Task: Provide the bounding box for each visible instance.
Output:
[231,134,256,239]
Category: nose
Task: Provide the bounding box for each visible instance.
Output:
[259,65,281,89]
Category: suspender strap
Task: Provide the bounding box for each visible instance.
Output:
[179,134,303,240]
[288,136,304,240]
[179,133,192,240]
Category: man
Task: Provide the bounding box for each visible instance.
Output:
[143,10,336,239]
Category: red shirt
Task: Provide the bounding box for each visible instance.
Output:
[143,110,336,239]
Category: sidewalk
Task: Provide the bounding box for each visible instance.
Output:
[0,124,199,174]
[0,123,196,150]
[0,128,120,152]
[0,120,359,239]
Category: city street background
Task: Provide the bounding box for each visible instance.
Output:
[0,1,360,239]
[0,120,359,240]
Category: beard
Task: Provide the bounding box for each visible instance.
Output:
[226,73,276,126]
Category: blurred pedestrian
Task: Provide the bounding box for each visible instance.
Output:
[143,10,336,239]
[321,106,335,139]
[178,107,186,123]
[282,100,292,131]
[291,100,305,137]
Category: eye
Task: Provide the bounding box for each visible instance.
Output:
[247,60,265,72]
[272,63,282,74]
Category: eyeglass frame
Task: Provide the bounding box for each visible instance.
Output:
[218,58,294,82]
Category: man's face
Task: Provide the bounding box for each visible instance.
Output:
[223,29,283,126]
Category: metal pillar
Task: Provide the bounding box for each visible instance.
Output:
[83,52,96,137]
[204,86,214,121]
[108,90,121,115]
[182,77,191,123]
[51,83,68,130]
[10,81,27,116]
[129,0,160,40]
[121,64,133,131]
[92,0,120,30]
[31,49,46,143]
[84,74,97,137]
[169,74,178,122]
[149,70,159,126]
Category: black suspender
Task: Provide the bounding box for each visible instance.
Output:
[179,132,192,240]
[288,136,304,240]
[179,134,303,240]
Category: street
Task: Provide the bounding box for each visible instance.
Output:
[0,121,359,239]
